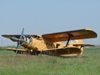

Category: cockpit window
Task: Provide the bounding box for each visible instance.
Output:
[32,35,42,40]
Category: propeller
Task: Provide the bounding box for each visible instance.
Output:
[11,28,32,53]
[16,28,25,53]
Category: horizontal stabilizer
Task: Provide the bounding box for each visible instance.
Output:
[73,44,94,47]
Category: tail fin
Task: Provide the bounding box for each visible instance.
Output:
[68,39,94,55]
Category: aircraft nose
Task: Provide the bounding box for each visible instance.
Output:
[21,42,35,50]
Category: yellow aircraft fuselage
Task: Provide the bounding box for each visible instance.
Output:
[21,36,83,56]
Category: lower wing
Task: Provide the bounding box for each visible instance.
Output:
[7,48,27,52]
[42,47,81,56]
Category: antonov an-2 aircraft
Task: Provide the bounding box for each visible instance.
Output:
[2,28,97,57]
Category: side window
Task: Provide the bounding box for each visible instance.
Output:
[46,42,53,46]
[56,44,60,48]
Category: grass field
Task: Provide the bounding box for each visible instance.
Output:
[0,49,100,75]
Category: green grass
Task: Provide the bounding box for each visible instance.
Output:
[0,49,100,75]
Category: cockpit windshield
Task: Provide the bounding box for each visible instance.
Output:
[32,35,42,40]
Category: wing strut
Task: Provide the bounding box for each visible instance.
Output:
[80,46,83,49]
[66,34,73,47]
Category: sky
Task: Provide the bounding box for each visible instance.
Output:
[0,0,100,46]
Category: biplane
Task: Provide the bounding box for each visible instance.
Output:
[2,28,97,57]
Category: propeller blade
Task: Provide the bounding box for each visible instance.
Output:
[20,28,24,39]
[16,28,24,53]
[16,42,19,53]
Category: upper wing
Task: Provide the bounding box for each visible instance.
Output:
[2,34,39,42]
[42,28,97,42]
[2,35,37,38]
[2,35,21,38]
[2,35,28,42]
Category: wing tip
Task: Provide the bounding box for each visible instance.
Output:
[85,28,98,38]
[1,35,6,37]
[85,28,92,30]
